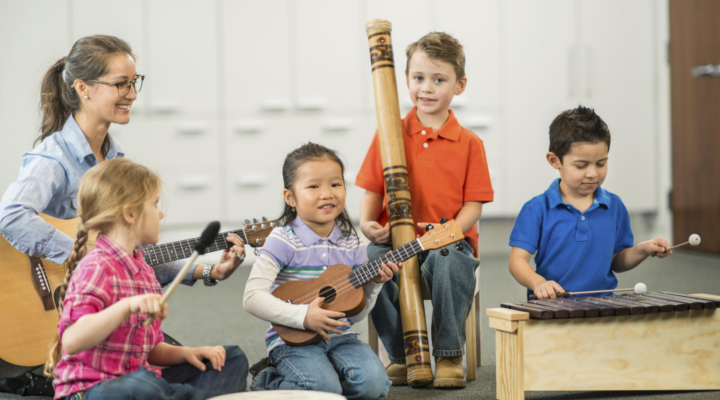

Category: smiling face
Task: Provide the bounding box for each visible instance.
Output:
[78,53,138,126]
[548,142,609,199]
[406,50,466,119]
[283,158,346,237]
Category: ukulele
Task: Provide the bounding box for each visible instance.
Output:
[271,219,465,346]
[0,215,277,368]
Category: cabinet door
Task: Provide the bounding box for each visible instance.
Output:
[581,0,656,212]
[365,0,432,113]
[146,0,217,115]
[294,1,366,112]
[71,0,147,112]
[504,0,577,213]
[157,166,222,225]
[223,0,292,114]
[0,2,69,191]
[436,0,502,109]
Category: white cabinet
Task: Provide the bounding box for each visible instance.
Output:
[0,1,69,192]
[223,0,292,114]
[146,0,218,116]
[503,0,657,213]
[294,1,366,112]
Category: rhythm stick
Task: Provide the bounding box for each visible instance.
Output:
[663,234,701,253]
[530,282,648,299]
[142,221,221,327]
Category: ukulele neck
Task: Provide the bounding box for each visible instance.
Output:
[349,239,424,287]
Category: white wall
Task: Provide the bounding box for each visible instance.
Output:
[0,0,672,252]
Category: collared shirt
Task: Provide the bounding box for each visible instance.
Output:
[355,107,494,255]
[509,178,635,298]
[53,235,164,399]
[0,115,193,286]
[253,218,372,352]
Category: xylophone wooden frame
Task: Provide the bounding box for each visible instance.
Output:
[487,293,720,400]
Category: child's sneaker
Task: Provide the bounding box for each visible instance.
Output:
[433,356,466,388]
[249,357,273,378]
[386,363,408,386]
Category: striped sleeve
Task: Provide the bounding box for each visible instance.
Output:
[259,227,296,267]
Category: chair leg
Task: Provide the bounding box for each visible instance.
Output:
[466,297,478,380]
[475,291,481,365]
[368,316,379,355]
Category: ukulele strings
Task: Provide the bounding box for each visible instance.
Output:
[286,228,460,306]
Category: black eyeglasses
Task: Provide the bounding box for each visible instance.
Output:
[89,74,145,97]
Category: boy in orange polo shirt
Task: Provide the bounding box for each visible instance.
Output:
[356,32,493,388]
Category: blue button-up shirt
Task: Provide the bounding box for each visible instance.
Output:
[509,178,635,298]
[0,115,193,286]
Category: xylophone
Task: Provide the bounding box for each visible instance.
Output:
[487,292,720,400]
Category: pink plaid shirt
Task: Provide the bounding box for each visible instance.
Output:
[53,235,164,399]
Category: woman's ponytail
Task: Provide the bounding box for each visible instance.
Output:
[38,57,73,146]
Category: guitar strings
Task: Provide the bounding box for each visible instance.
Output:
[282,228,460,306]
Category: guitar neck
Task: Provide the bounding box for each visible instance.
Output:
[143,228,251,266]
[349,239,423,287]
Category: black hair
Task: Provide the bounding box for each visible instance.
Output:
[279,142,356,236]
[549,105,611,163]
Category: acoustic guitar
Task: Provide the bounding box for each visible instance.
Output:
[0,215,277,367]
[272,219,465,346]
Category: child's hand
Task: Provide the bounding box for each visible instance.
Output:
[303,297,349,340]
[361,221,390,244]
[643,238,672,258]
[532,281,565,299]
[213,233,246,280]
[185,346,226,372]
[127,294,168,320]
[373,261,402,284]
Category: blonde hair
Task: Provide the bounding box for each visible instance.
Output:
[405,32,465,81]
[44,158,161,377]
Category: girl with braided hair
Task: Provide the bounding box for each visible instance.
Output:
[45,158,247,400]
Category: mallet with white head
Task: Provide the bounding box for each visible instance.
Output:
[663,234,701,253]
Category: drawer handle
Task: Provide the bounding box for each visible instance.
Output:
[297,98,327,111]
[322,118,353,132]
[692,65,720,78]
[235,120,265,133]
[177,122,209,135]
[178,177,210,190]
[260,98,290,111]
[236,175,267,188]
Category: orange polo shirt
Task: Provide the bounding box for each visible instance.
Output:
[356,107,494,255]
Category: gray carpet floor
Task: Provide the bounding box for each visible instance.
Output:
[3,249,719,399]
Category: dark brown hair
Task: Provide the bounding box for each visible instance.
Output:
[549,105,611,163]
[38,35,135,157]
[44,158,161,377]
[279,142,356,236]
[405,32,465,80]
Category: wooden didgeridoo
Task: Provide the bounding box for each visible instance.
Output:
[365,19,433,387]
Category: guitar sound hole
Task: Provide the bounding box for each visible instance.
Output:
[319,286,337,303]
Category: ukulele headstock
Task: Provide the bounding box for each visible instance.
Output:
[244,217,279,247]
[419,219,464,251]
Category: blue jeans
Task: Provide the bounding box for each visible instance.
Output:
[251,334,390,400]
[368,240,478,364]
[74,345,247,400]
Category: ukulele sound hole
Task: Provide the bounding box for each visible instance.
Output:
[319,286,337,303]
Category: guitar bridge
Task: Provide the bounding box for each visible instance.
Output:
[29,256,55,311]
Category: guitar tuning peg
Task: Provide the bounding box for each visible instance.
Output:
[244,219,251,226]
[440,248,449,257]
[262,216,268,222]
[425,224,434,232]
[439,217,449,224]
[455,242,464,252]
[254,248,260,256]
[253,218,259,224]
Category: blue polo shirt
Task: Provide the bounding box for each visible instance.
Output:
[509,178,634,298]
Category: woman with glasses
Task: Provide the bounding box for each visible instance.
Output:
[0,35,248,396]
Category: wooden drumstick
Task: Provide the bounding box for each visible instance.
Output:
[142,221,220,327]
[530,283,648,299]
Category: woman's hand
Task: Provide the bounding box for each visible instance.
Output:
[373,261,402,284]
[303,297,349,340]
[127,293,168,320]
[212,234,246,280]
[185,346,226,372]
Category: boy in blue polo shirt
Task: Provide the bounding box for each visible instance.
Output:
[509,106,672,300]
